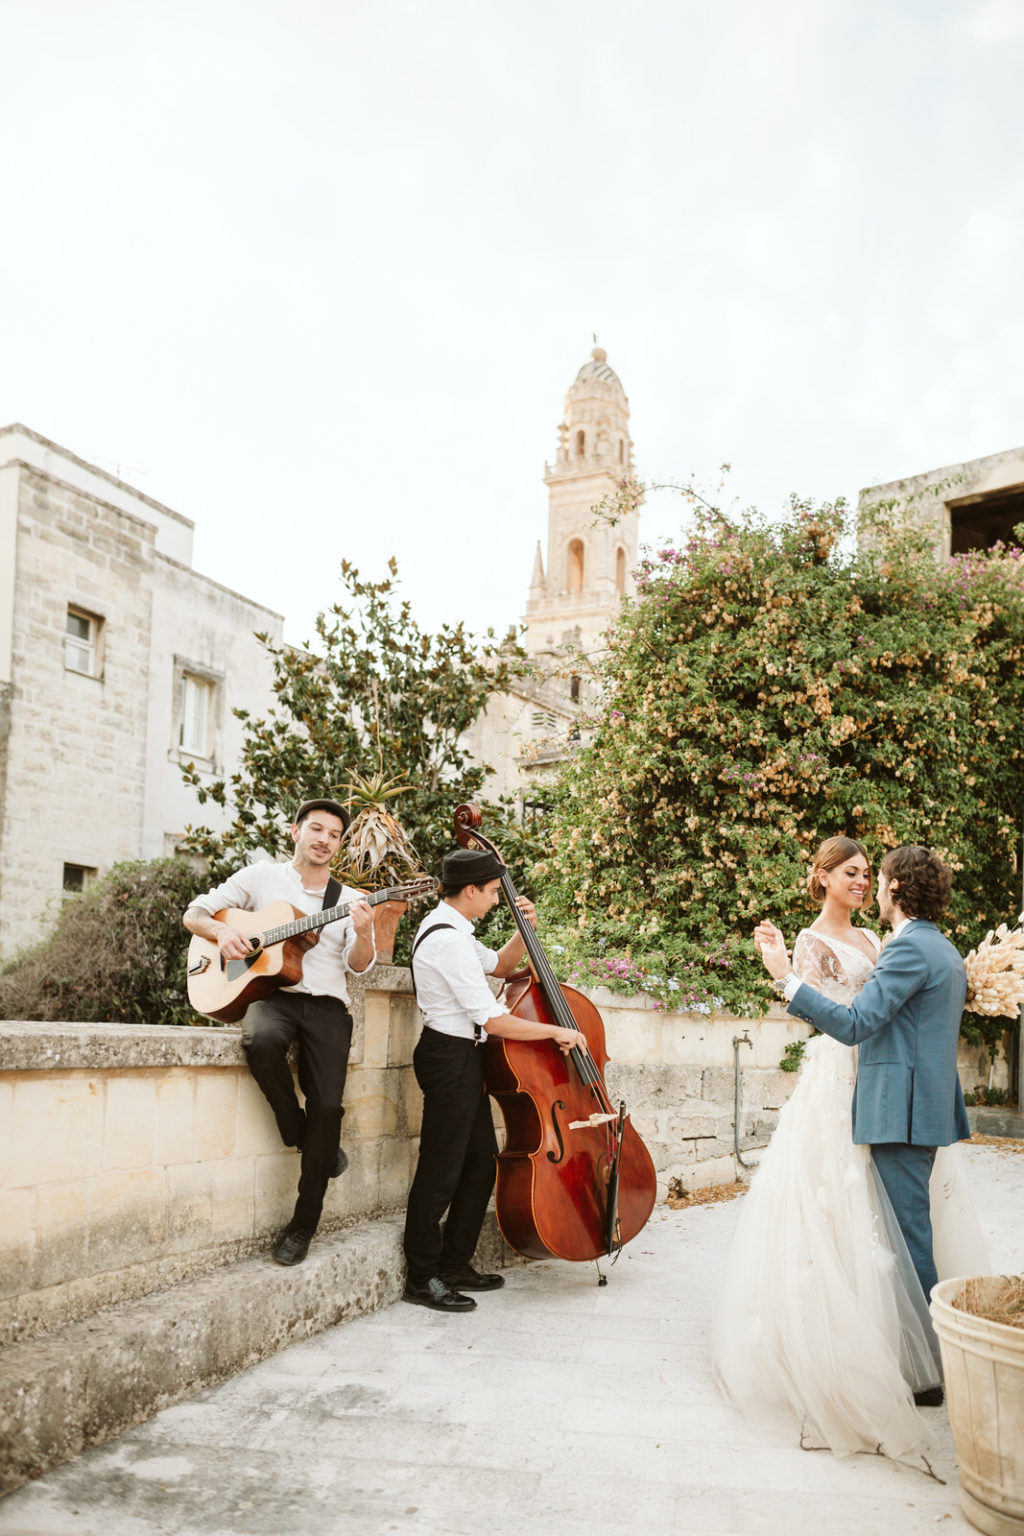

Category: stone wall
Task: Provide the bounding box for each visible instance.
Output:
[0,968,421,1350]
[1,972,1006,1352]
[596,990,810,1190]
[0,464,157,957]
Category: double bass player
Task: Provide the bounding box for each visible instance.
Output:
[402,847,584,1313]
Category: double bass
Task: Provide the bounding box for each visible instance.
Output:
[453,803,657,1278]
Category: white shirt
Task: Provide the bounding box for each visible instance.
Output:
[189,860,375,1005]
[411,902,509,1041]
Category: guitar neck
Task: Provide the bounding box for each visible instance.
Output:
[261,888,406,949]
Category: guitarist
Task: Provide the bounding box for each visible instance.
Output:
[183,798,375,1267]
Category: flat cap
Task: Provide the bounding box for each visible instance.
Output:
[293,798,351,832]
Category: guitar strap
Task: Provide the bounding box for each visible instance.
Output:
[322,877,343,910]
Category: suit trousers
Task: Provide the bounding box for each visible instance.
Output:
[871,1142,939,1303]
[403,1028,498,1286]
[242,991,352,1231]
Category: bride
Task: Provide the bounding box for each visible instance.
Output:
[710,835,988,1459]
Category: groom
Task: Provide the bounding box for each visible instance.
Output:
[755,844,970,1400]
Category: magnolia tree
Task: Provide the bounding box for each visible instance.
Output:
[536,495,1024,1046]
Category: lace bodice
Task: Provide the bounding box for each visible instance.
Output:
[792,928,880,1004]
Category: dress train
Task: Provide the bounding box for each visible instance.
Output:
[710,928,989,1458]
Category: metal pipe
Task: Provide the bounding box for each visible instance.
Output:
[732,1030,758,1169]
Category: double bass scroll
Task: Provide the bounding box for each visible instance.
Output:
[452,802,657,1269]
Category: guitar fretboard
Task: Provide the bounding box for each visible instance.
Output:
[259,887,417,948]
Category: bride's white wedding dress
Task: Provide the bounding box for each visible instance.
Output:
[710,927,989,1459]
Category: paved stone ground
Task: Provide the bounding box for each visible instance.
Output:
[1,1143,1021,1536]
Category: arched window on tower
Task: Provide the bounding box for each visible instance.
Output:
[618,439,624,464]
[615,547,627,593]
[567,539,585,594]
[575,429,586,458]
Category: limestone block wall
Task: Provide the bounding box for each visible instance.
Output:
[597,992,811,1192]
[0,464,156,957]
[1,972,1005,1353]
[597,988,1007,1193]
[0,968,421,1349]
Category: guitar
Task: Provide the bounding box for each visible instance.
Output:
[186,877,439,1022]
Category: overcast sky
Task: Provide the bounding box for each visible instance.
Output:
[3,0,1023,646]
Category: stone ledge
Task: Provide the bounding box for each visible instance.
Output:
[0,1208,518,1496]
[968,1105,1024,1139]
[0,1021,246,1072]
[0,967,416,1073]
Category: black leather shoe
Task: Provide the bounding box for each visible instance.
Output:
[403,1277,476,1312]
[331,1147,349,1178]
[913,1385,944,1407]
[439,1263,505,1291]
[272,1225,314,1266]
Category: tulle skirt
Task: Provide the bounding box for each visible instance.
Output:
[710,1034,989,1458]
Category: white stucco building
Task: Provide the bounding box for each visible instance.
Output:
[0,425,282,960]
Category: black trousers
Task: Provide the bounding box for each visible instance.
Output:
[242,991,352,1232]
[403,1028,498,1285]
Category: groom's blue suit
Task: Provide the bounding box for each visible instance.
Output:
[787,919,970,1302]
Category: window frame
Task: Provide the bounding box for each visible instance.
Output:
[62,861,98,895]
[170,657,224,770]
[64,606,104,679]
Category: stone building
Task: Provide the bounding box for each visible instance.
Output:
[0,425,282,961]
[859,444,1024,556]
[466,347,641,804]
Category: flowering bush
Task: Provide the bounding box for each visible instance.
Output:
[535,494,1024,1041]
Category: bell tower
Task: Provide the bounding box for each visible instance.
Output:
[521,346,640,657]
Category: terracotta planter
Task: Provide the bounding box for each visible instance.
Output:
[931,1276,1024,1536]
[371,900,408,965]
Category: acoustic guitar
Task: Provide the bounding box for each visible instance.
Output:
[186,877,438,1022]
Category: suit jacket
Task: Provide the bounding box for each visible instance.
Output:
[788,919,970,1147]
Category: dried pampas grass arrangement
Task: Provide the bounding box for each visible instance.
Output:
[964,916,1024,1018]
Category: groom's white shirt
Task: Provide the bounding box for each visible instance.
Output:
[780,917,916,1001]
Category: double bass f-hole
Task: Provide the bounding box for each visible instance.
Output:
[547,1100,567,1164]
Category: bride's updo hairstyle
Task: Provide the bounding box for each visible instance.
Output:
[878,844,953,921]
[807,836,869,904]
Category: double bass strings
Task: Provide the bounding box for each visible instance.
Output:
[498,870,609,1100]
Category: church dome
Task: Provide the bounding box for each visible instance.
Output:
[573,346,623,390]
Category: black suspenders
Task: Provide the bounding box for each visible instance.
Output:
[410,923,485,1042]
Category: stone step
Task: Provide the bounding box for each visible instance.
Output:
[0,1213,512,1496]
[968,1105,1024,1139]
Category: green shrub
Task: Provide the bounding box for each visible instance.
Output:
[536,495,1024,1043]
[779,1040,807,1073]
[0,860,207,1027]
[966,1085,1010,1107]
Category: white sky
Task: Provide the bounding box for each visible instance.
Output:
[3,0,1023,645]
